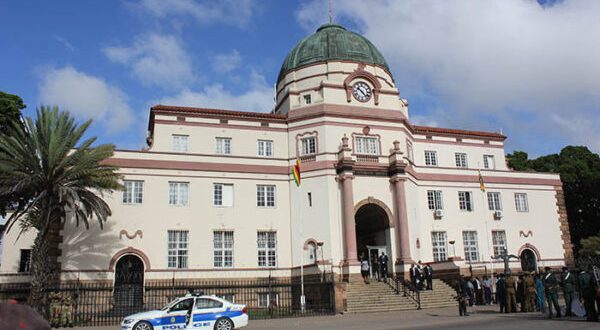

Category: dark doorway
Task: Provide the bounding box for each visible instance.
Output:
[355,203,391,264]
[114,255,144,309]
[520,249,537,272]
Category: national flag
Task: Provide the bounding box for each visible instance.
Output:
[478,170,486,192]
[292,159,301,187]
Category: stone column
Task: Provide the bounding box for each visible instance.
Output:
[339,173,358,264]
[391,177,411,263]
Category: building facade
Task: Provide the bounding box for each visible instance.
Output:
[0,24,573,285]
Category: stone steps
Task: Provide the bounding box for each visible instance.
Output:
[345,279,458,313]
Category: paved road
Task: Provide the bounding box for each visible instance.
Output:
[68,306,598,330]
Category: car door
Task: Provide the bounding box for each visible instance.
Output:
[189,298,226,329]
[161,298,194,330]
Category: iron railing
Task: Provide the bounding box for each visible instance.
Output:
[0,274,335,327]
[387,276,421,309]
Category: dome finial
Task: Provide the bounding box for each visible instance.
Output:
[328,0,333,24]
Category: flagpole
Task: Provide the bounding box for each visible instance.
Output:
[479,167,495,292]
[294,159,306,313]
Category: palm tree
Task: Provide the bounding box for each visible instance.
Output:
[0,106,121,311]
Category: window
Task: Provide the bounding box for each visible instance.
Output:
[455,153,468,168]
[257,185,276,207]
[122,180,144,204]
[214,231,234,268]
[216,137,231,155]
[424,151,438,166]
[462,231,479,262]
[171,135,189,152]
[427,190,443,210]
[168,230,188,268]
[217,294,235,303]
[483,155,495,170]
[195,298,223,309]
[492,230,507,257]
[300,137,317,155]
[307,242,317,264]
[458,191,473,211]
[257,231,277,267]
[170,298,194,312]
[18,249,32,273]
[406,141,414,162]
[487,192,502,211]
[169,182,189,206]
[303,94,311,104]
[258,293,279,308]
[213,183,233,207]
[431,232,448,262]
[355,136,379,155]
[515,193,529,212]
[257,140,273,157]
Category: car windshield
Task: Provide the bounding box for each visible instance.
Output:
[161,298,180,311]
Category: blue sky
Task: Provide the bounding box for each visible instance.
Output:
[1,0,598,156]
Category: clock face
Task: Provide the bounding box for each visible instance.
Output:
[352,82,372,102]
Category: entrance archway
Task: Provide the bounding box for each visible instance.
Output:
[355,202,392,274]
[114,254,144,309]
[520,249,537,272]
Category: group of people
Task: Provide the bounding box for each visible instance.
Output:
[455,266,599,322]
[360,252,389,284]
[409,262,434,291]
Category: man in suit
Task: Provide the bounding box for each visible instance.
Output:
[561,266,576,317]
[379,252,389,283]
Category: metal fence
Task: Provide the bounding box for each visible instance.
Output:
[0,274,335,327]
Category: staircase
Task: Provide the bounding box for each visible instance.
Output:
[345,280,415,313]
[418,279,458,309]
[344,279,457,313]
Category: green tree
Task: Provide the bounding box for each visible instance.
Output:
[578,235,600,257]
[507,146,600,253]
[0,106,121,310]
[0,91,26,133]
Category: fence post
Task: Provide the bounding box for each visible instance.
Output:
[268,271,273,318]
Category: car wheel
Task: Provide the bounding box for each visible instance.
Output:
[214,317,234,330]
[133,321,153,330]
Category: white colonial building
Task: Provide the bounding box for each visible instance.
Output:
[0,24,572,286]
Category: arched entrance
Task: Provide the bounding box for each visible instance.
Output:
[355,203,392,275]
[114,255,144,309]
[520,249,537,272]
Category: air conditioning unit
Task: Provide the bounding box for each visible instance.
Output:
[434,209,444,218]
[494,210,503,219]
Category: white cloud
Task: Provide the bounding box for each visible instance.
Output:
[157,71,274,113]
[104,34,194,90]
[38,66,134,132]
[297,0,600,152]
[133,0,257,27]
[53,35,75,51]
[211,49,242,73]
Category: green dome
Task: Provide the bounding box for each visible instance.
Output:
[278,24,390,82]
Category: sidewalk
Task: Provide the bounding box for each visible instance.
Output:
[66,305,598,330]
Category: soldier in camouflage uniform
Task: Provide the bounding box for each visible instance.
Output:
[505,273,517,313]
[543,267,562,319]
[579,268,598,322]
[524,272,536,312]
[560,266,576,317]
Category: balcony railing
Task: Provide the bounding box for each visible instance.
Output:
[355,154,379,163]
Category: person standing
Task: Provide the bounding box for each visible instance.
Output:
[474,277,483,305]
[496,274,507,313]
[505,273,517,313]
[543,267,562,319]
[561,267,576,317]
[379,252,389,283]
[409,264,416,287]
[466,278,475,306]
[578,267,599,322]
[371,254,380,282]
[524,272,536,312]
[535,273,545,313]
[360,256,370,284]
[424,265,431,290]
[455,278,469,316]
[517,275,526,312]
[426,264,434,290]
[483,276,493,305]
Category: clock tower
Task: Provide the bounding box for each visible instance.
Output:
[274,24,408,118]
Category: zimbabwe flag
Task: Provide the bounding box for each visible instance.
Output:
[293,159,301,187]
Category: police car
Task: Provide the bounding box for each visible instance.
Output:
[121,294,248,330]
